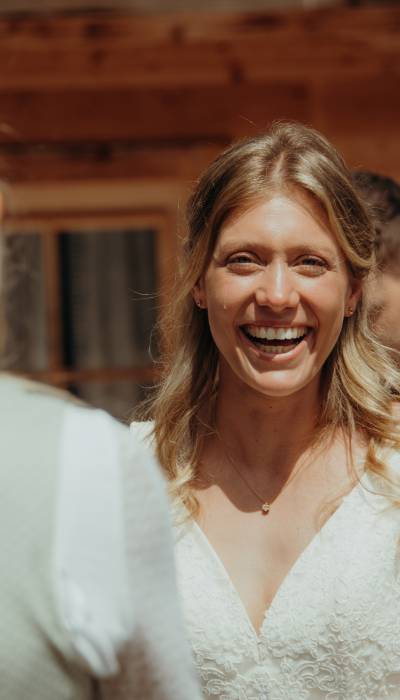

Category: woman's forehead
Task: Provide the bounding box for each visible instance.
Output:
[214,191,338,252]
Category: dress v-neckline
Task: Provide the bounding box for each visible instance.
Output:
[188,482,361,640]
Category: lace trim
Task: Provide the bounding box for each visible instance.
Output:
[174,483,400,699]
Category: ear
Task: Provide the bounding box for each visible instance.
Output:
[345,279,362,317]
[192,277,207,309]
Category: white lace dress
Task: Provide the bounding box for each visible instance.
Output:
[173,462,400,700]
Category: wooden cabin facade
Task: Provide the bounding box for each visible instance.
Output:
[1,3,399,417]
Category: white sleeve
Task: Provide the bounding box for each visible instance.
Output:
[55,407,201,700]
[55,405,137,677]
[102,422,202,700]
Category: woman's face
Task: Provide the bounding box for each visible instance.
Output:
[195,188,360,400]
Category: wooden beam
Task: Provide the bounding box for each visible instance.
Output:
[1,7,398,50]
[0,143,223,182]
[315,77,400,137]
[0,83,309,144]
[0,7,399,185]
[3,179,187,217]
[330,134,400,183]
[0,0,310,14]
[312,76,400,176]
[0,7,398,90]
[4,134,400,193]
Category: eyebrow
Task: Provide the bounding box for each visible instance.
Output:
[215,240,340,260]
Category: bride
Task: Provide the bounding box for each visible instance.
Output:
[132,121,400,699]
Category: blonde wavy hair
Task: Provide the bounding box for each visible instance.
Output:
[138,121,400,514]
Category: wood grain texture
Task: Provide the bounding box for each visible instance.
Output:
[0,6,398,181]
[1,143,223,181]
[0,0,309,14]
[0,84,309,144]
[0,7,399,90]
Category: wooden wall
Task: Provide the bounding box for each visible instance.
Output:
[0,0,316,12]
[1,5,400,214]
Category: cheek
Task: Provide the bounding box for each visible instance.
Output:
[325,296,347,322]
[326,301,346,331]
[312,290,347,345]
[205,288,244,353]
[317,276,349,313]
[206,303,236,346]
[205,276,251,314]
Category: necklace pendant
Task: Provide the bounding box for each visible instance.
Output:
[261,503,270,515]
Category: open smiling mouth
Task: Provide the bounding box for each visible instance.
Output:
[241,325,310,355]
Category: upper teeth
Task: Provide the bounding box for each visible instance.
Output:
[245,325,307,340]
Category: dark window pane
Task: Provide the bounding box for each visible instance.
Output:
[59,228,157,370]
[1,233,47,372]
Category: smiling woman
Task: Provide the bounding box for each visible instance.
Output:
[132,121,400,699]
[197,191,361,401]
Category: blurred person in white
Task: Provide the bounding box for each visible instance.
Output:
[0,191,201,700]
[353,171,400,362]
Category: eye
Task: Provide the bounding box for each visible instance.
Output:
[296,256,328,275]
[228,254,253,264]
[226,254,261,272]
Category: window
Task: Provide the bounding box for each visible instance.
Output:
[2,211,172,422]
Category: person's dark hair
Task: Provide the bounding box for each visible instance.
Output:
[352,171,400,273]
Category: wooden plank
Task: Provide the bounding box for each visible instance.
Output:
[0,39,397,91]
[0,143,223,182]
[0,0,302,14]
[0,45,231,90]
[4,179,187,216]
[4,210,175,232]
[0,7,399,89]
[332,135,400,184]
[0,83,309,144]
[0,7,399,50]
[311,77,400,180]
[314,77,400,139]
[0,11,309,49]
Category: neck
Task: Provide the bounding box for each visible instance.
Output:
[213,375,323,482]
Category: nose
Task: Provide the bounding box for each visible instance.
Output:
[254,262,299,311]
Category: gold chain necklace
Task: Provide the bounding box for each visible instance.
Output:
[223,446,298,516]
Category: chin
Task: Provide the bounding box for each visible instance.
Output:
[238,360,324,400]
[241,375,313,400]
[254,385,307,400]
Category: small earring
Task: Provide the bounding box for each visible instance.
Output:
[195,298,203,308]
[347,306,354,316]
